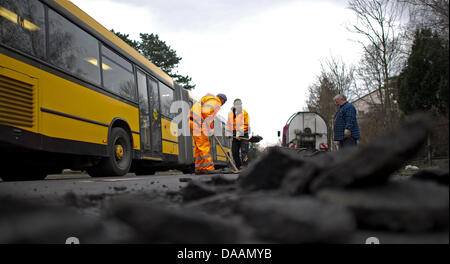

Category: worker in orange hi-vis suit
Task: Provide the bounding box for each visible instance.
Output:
[189,93,227,174]
[226,98,250,169]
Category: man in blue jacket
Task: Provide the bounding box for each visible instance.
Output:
[333,94,361,149]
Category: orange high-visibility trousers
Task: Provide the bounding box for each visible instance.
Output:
[190,120,215,172]
[193,135,214,172]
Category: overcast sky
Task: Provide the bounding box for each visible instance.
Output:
[71,0,362,146]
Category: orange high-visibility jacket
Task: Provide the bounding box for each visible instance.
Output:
[189,94,222,135]
[226,108,249,137]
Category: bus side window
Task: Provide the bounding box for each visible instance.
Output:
[101,46,136,101]
[159,82,174,119]
[0,0,46,59]
[149,78,160,115]
[48,9,101,86]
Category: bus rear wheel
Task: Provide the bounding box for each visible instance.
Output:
[87,127,132,177]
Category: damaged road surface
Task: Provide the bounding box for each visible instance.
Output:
[0,115,448,243]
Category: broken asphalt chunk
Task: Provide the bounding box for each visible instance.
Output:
[412,167,449,185]
[239,147,305,191]
[310,114,434,191]
[181,180,217,201]
[317,180,449,232]
[108,201,245,243]
[236,196,356,243]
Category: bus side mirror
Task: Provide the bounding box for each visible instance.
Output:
[277,131,281,137]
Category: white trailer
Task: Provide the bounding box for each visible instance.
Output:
[280,112,329,151]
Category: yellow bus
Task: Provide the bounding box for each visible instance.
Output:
[0,0,231,181]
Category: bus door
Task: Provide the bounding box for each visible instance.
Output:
[136,70,162,153]
[136,70,151,151]
[148,77,162,153]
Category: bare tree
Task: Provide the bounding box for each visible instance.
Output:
[307,75,337,114]
[320,55,358,101]
[356,44,385,112]
[347,0,407,128]
[401,0,449,41]
[307,75,338,147]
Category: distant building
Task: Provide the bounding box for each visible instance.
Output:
[351,90,382,117]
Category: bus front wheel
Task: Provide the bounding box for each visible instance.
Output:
[87,127,132,177]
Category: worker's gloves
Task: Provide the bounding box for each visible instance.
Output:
[344,129,352,138]
[226,136,233,139]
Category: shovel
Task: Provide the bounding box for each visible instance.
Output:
[213,135,240,173]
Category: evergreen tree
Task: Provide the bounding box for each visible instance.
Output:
[138,33,181,75]
[398,28,449,115]
[111,30,196,90]
[111,29,139,50]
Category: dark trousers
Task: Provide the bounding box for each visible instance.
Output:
[339,137,357,149]
[232,138,249,168]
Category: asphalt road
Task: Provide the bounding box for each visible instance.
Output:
[1,171,448,244]
[0,171,239,199]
